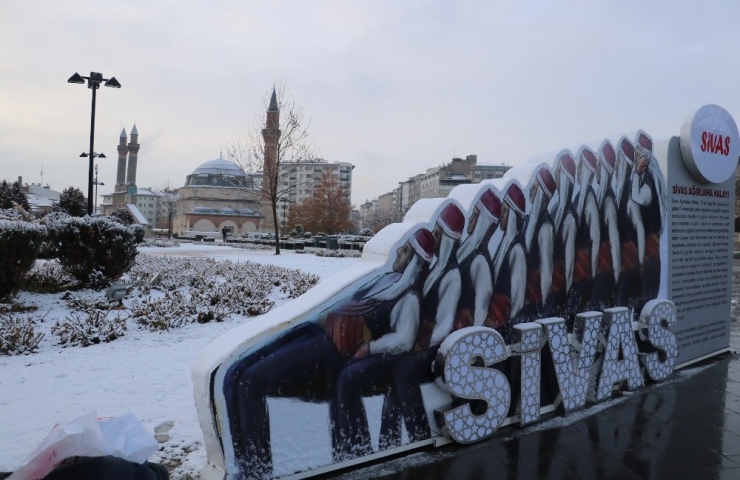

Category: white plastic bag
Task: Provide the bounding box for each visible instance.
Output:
[8,410,158,480]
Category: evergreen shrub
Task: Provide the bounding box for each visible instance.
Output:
[0,220,46,301]
[47,215,138,288]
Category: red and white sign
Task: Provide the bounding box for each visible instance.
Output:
[680,104,740,184]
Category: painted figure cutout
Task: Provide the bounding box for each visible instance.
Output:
[487,184,527,342]
[543,152,577,318]
[614,137,643,308]
[518,166,557,323]
[589,140,621,310]
[382,203,465,447]
[209,131,668,480]
[224,228,434,477]
[564,147,600,326]
[631,131,666,301]
[455,189,502,328]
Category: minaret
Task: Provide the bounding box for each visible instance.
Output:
[126,124,140,188]
[260,88,280,231]
[115,128,128,193]
[262,88,280,177]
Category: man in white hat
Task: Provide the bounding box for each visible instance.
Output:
[631,131,666,302]
[333,228,435,459]
[543,151,577,318]
[614,137,642,307]
[589,140,621,309]
[455,188,503,328]
[518,166,557,322]
[381,203,466,448]
[564,147,601,326]
[223,229,435,476]
[487,183,527,343]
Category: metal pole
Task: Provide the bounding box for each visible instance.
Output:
[94,165,98,213]
[88,84,97,215]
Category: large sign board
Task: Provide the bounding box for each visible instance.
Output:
[192,106,736,479]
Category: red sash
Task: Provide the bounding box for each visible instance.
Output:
[646,233,660,260]
[572,248,592,283]
[550,261,566,294]
[486,294,510,329]
[324,314,369,358]
[596,241,613,275]
[621,240,639,271]
[525,269,542,305]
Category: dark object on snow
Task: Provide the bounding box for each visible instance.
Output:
[41,456,168,480]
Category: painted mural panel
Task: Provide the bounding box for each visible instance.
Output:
[193,109,736,480]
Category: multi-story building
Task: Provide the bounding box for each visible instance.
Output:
[473,163,512,182]
[366,154,512,218]
[275,158,354,232]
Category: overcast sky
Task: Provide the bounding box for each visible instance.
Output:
[1,1,739,205]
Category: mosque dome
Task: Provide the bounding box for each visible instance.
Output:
[239,208,258,216]
[192,206,215,214]
[220,207,236,214]
[191,158,246,177]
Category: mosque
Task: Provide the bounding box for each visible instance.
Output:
[173,158,262,236]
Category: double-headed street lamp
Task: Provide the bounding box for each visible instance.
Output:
[68,72,121,215]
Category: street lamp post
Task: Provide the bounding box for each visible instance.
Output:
[68,72,121,215]
[93,163,105,214]
[281,199,291,236]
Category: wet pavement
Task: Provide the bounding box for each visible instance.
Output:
[317,266,740,479]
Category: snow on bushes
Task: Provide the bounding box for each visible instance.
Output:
[24,260,76,293]
[142,238,180,248]
[44,214,138,288]
[2,252,322,353]
[126,255,319,330]
[51,309,127,347]
[0,220,46,301]
[0,313,44,355]
[296,248,361,258]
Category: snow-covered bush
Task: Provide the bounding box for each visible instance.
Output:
[52,309,127,347]
[0,220,46,301]
[142,238,180,248]
[125,255,319,328]
[46,215,138,288]
[132,291,192,331]
[56,186,87,217]
[62,290,116,311]
[24,260,76,293]
[296,249,361,258]
[111,207,136,225]
[0,313,43,355]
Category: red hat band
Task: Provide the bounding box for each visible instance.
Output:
[409,228,435,263]
[437,203,465,240]
[636,131,653,157]
[600,141,616,174]
[619,138,635,166]
[536,167,557,200]
[476,189,502,223]
[504,184,526,217]
[557,152,576,183]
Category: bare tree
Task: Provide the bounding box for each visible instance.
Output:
[225,82,316,254]
[160,192,180,239]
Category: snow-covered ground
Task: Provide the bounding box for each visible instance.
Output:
[0,243,358,476]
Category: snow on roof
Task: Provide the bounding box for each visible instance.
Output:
[26,193,55,208]
[126,203,149,225]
